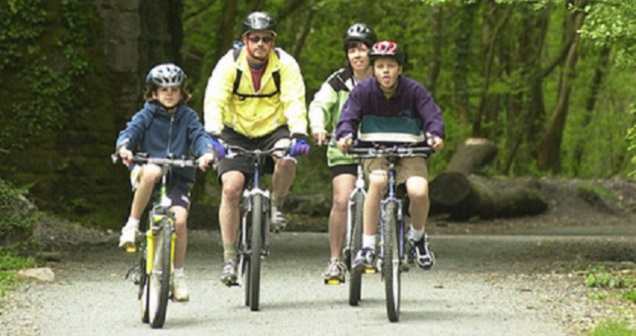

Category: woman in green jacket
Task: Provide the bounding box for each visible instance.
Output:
[308,23,377,283]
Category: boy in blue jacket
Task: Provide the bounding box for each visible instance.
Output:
[115,64,224,301]
[336,41,445,271]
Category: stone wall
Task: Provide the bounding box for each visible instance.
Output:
[4,0,184,229]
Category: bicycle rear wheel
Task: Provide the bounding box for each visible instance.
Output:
[382,202,400,322]
[148,217,172,328]
[248,194,264,311]
[348,191,365,306]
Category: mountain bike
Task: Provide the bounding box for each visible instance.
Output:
[347,145,432,322]
[340,155,367,305]
[317,134,367,291]
[116,154,196,329]
[226,145,289,311]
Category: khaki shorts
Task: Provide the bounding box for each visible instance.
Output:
[362,157,429,184]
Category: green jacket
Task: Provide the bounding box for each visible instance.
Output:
[308,67,358,167]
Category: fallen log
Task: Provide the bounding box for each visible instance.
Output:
[445,138,497,175]
[429,173,548,221]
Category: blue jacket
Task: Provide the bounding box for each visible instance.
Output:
[336,75,445,144]
[115,101,213,182]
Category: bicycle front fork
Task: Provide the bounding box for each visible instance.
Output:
[240,193,272,259]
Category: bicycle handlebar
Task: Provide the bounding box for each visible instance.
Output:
[111,153,197,168]
[346,145,433,158]
[225,145,291,160]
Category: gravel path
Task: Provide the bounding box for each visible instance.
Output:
[2,222,635,336]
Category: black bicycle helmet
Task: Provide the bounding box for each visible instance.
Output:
[369,41,406,65]
[342,23,377,52]
[145,63,186,88]
[241,11,277,36]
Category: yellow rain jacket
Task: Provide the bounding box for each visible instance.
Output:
[203,47,308,138]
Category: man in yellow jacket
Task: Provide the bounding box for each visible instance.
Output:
[204,11,310,286]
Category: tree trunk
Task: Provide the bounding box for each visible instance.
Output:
[504,4,550,173]
[445,138,498,175]
[429,173,548,221]
[426,5,443,94]
[473,1,514,137]
[214,0,238,62]
[291,0,315,58]
[429,138,546,221]
[573,44,611,173]
[452,2,476,126]
[537,0,587,173]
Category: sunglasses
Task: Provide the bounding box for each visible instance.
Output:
[247,35,274,43]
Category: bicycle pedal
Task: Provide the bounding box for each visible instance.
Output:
[125,246,137,253]
[363,267,377,274]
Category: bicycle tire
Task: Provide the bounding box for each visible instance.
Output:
[241,212,251,307]
[244,256,251,307]
[139,251,149,323]
[382,202,400,322]
[249,194,264,311]
[148,217,172,328]
[348,191,365,306]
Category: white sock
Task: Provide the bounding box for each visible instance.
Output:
[173,268,184,276]
[362,234,376,249]
[409,226,425,242]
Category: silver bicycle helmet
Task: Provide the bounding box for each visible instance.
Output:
[145,63,186,88]
[342,23,377,52]
[241,12,277,36]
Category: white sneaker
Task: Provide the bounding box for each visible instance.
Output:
[171,273,190,302]
[118,223,139,248]
[270,205,287,233]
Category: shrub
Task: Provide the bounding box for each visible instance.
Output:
[0,179,39,245]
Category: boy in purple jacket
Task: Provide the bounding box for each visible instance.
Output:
[335,41,445,271]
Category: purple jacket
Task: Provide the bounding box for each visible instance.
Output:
[336,75,444,143]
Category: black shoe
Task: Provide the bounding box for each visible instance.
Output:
[410,235,435,270]
[352,247,376,272]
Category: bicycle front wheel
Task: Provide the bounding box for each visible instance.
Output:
[248,194,264,311]
[348,191,365,306]
[382,202,401,322]
[240,209,251,307]
[139,251,149,323]
[148,217,172,328]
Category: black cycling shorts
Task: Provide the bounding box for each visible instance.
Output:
[329,164,357,179]
[216,126,291,183]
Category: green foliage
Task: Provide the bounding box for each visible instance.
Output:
[579,1,636,68]
[0,248,35,295]
[577,1,636,178]
[585,264,636,289]
[577,183,618,205]
[179,0,636,181]
[590,320,636,336]
[0,179,39,239]
[627,106,636,177]
[0,0,92,150]
[585,263,636,322]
